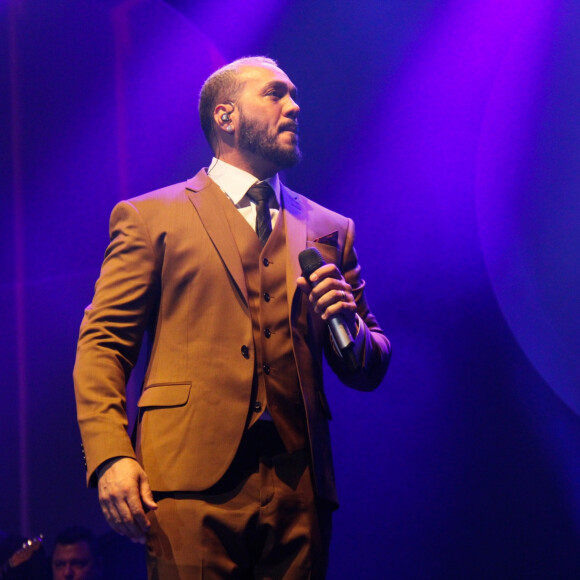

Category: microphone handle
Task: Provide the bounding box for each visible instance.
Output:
[298,248,359,371]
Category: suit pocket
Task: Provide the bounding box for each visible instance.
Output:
[137,382,191,408]
[306,240,339,268]
[136,383,194,471]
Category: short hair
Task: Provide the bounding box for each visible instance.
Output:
[198,56,278,152]
[53,526,100,560]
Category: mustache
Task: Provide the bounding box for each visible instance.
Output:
[279,121,299,134]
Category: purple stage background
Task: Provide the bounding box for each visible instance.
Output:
[2,0,580,577]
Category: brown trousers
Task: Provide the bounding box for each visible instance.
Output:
[146,422,332,579]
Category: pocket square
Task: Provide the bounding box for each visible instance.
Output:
[313,231,339,248]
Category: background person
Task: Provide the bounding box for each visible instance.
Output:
[51,527,102,580]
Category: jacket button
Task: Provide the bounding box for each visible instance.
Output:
[263,258,269,267]
[253,401,262,412]
[241,345,250,358]
[263,292,270,302]
[263,363,270,375]
[264,328,271,338]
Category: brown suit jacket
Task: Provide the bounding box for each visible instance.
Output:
[73,169,390,506]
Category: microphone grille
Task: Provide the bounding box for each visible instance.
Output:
[298,248,326,280]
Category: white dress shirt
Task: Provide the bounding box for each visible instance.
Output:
[207,157,363,366]
[207,157,281,231]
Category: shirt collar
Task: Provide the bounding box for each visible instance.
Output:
[207,157,281,207]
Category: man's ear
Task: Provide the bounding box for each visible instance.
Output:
[213,104,235,135]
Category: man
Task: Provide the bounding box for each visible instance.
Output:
[51,527,102,580]
[74,56,391,578]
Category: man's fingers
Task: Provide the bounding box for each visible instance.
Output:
[99,496,130,537]
[310,281,353,312]
[100,489,145,540]
[297,265,356,334]
[319,287,352,308]
[125,487,152,542]
[296,276,309,292]
[125,474,158,543]
[98,497,115,529]
[97,457,154,543]
[109,497,139,538]
[308,263,341,283]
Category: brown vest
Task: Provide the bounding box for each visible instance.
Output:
[220,195,307,453]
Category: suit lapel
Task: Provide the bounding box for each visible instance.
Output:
[281,185,307,318]
[186,173,308,313]
[186,170,249,306]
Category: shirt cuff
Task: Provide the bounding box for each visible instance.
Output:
[351,313,364,359]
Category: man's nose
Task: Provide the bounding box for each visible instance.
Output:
[285,97,300,118]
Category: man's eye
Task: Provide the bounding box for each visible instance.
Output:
[71,559,90,568]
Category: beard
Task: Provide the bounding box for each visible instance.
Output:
[237,111,302,170]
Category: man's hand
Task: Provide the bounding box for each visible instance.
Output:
[296,263,357,336]
[97,457,158,544]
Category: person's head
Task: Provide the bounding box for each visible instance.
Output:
[199,56,301,178]
[51,527,102,580]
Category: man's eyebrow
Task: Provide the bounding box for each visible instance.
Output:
[262,80,299,99]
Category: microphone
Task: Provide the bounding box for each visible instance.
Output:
[298,248,359,371]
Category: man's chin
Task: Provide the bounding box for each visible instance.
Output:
[276,146,302,169]
[238,132,301,169]
[280,132,299,148]
[279,136,301,157]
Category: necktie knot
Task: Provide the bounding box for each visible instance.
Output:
[246,182,273,246]
[246,182,273,204]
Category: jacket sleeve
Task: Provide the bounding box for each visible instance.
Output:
[324,218,391,391]
[73,200,161,486]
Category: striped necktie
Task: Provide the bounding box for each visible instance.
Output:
[246,182,273,246]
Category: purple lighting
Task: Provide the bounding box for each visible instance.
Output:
[475,0,580,416]
[2,0,580,576]
[164,0,288,60]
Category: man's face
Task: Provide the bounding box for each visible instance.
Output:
[52,541,101,580]
[235,64,301,171]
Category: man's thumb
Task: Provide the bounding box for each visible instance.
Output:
[139,476,158,510]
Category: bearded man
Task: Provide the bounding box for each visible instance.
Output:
[73,56,391,579]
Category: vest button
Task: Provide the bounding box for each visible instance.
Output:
[263,363,270,375]
[263,292,271,302]
[264,328,271,338]
[241,345,250,358]
[263,258,269,267]
[253,401,262,412]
